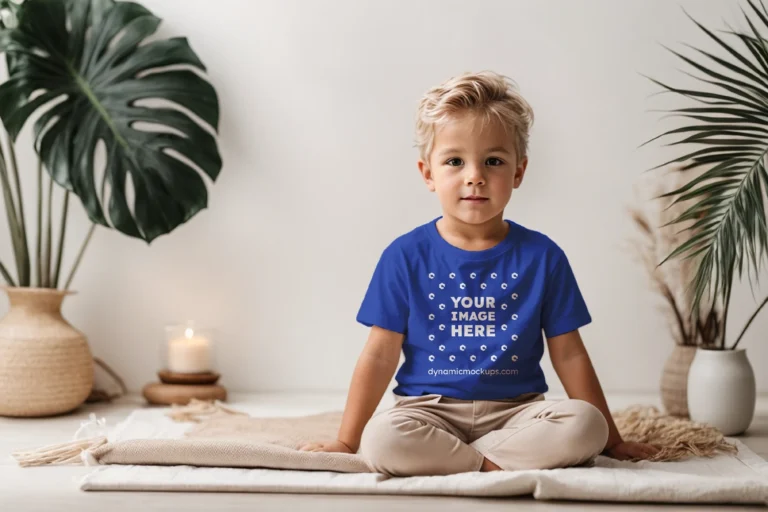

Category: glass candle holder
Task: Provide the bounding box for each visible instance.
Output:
[163,322,217,374]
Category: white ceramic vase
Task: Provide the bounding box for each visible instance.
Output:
[687,347,756,436]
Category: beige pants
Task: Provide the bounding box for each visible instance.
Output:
[359,392,609,477]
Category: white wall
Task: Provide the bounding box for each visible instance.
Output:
[1,0,766,394]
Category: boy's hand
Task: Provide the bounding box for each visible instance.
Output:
[298,440,355,454]
[298,326,403,457]
[603,441,660,461]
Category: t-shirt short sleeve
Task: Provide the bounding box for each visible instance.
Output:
[541,251,591,338]
[356,243,409,334]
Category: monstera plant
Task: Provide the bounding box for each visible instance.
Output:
[0,0,222,289]
[0,0,222,418]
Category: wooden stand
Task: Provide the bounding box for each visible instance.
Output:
[142,370,227,406]
[157,370,221,385]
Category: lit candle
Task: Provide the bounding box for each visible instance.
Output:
[167,327,211,373]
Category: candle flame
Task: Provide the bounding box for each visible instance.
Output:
[184,328,194,338]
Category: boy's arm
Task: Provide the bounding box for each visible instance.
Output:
[300,325,403,453]
[336,325,404,452]
[546,330,622,450]
[546,330,660,460]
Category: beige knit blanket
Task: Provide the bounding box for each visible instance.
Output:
[12,400,738,472]
[93,409,372,472]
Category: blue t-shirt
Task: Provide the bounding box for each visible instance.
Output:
[356,217,591,400]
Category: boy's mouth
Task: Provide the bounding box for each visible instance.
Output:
[461,195,489,203]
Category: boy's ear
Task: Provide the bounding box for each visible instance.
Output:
[513,157,528,189]
[418,159,436,192]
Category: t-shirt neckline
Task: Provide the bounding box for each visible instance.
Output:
[426,216,517,261]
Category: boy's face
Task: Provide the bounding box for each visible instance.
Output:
[418,111,528,228]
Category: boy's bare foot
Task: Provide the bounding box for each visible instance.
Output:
[480,457,502,472]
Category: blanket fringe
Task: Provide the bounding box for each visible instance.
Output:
[11,436,107,467]
[613,405,738,462]
[166,398,247,423]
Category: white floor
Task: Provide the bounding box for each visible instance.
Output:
[2,391,767,511]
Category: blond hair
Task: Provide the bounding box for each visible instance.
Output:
[415,71,534,164]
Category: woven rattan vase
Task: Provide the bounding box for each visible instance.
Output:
[660,344,697,418]
[0,287,93,417]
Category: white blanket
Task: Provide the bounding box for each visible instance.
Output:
[80,407,768,505]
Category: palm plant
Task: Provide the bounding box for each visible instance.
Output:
[644,0,768,350]
[0,0,221,289]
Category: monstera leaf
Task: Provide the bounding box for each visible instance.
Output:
[0,0,222,242]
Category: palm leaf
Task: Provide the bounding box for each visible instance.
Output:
[0,0,222,243]
[646,0,768,318]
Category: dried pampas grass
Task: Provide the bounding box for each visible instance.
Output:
[628,166,723,347]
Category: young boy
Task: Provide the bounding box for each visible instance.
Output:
[300,71,660,476]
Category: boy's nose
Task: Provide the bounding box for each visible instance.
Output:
[464,169,486,186]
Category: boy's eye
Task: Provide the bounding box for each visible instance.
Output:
[445,157,504,166]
